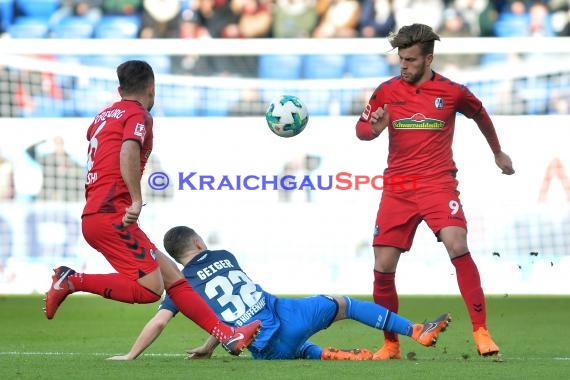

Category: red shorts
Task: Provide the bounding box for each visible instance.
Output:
[372,181,467,251]
[82,213,159,280]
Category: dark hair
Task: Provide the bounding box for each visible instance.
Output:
[163,226,198,261]
[116,60,154,95]
[388,23,440,56]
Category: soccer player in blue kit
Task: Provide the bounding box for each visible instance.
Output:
[109,226,451,361]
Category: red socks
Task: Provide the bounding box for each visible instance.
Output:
[166,278,233,340]
[451,253,487,331]
[68,273,160,303]
[69,274,232,340]
[373,253,487,338]
[373,270,399,342]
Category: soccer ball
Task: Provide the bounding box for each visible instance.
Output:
[265,95,309,138]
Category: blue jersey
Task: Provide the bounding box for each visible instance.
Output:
[160,250,281,351]
[161,249,339,359]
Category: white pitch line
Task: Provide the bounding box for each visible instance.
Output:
[0,352,569,360]
[0,352,184,357]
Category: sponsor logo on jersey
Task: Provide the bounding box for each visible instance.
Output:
[392,113,444,130]
[434,97,444,109]
[236,296,266,326]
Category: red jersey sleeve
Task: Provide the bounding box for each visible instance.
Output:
[123,114,150,147]
[456,85,483,119]
[356,85,384,140]
[124,112,153,175]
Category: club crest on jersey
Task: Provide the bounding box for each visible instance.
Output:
[392,113,444,130]
[434,97,444,109]
[134,123,146,142]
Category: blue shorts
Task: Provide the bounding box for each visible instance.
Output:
[248,295,338,360]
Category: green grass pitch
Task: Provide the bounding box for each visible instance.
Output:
[1,295,569,380]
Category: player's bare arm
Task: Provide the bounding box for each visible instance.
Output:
[120,139,143,226]
[107,309,174,361]
[494,151,515,175]
[186,335,218,360]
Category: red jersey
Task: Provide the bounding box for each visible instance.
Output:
[357,72,484,182]
[83,100,153,216]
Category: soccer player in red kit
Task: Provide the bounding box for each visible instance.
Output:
[355,24,514,359]
[44,60,260,356]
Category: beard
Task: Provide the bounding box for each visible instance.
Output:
[401,68,424,84]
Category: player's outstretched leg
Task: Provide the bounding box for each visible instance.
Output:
[321,347,374,361]
[44,266,76,319]
[220,320,262,356]
[411,312,452,347]
[473,327,500,356]
[372,312,451,360]
[321,347,374,360]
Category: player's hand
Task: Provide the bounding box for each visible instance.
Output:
[494,151,515,175]
[186,346,214,360]
[122,200,143,226]
[106,354,134,361]
[370,104,390,136]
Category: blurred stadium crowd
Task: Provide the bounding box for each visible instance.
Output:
[0,0,569,119]
[2,0,570,40]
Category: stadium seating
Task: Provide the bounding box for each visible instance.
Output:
[467,81,498,115]
[94,15,140,39]
[22,95,66,117]
[203,88,240,117]
[157,85,201,117]
[479,53,509,67]
[50,16,94,38]
[80,54,127,69]
[302,54,346,79]
[260,88,288,107]
[0,2,566,119]
[15,0,59,19]
[297,89,335,116]
[135,54,171,74]
[494,13,530,37]
[7,17,49,38]
[258,54,303,80]
[70,80,115,117]
[0,0,14,33]
[80,53,171,74]
[515,77,550,115]
[339,88,367,116]
[346,54,390,78]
